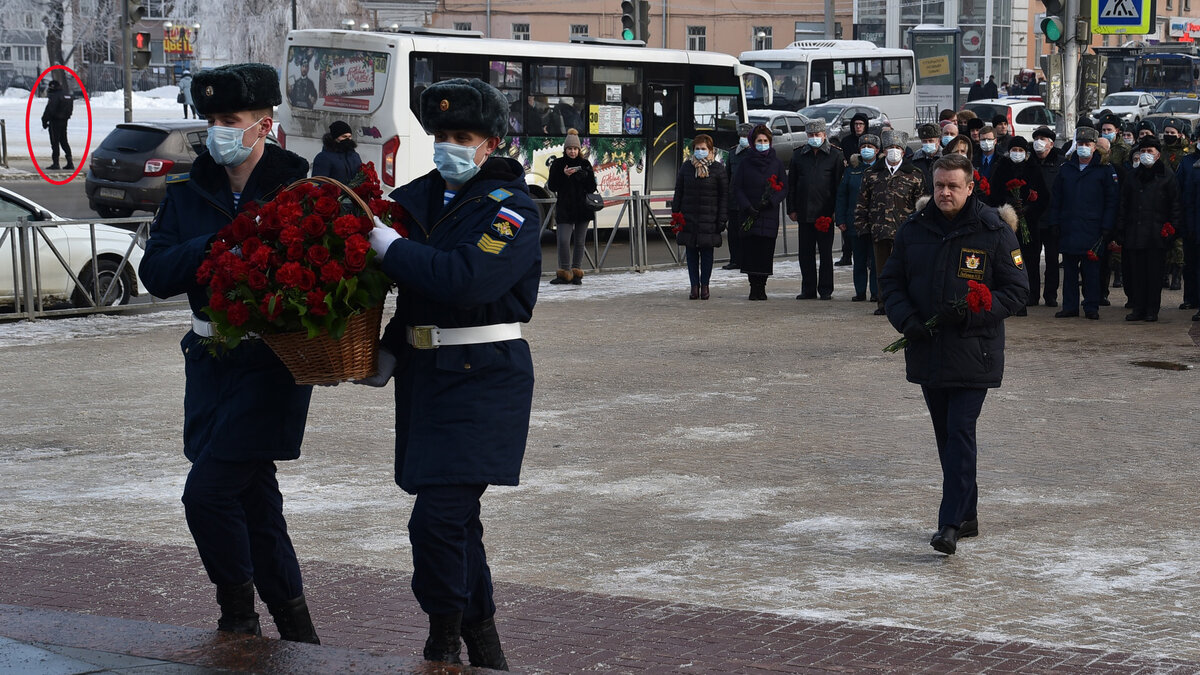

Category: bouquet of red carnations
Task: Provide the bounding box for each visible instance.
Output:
[742,174,784,231]
[883,280,993,353]
[196,163,408,383]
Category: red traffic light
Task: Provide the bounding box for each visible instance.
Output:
[133,31,150,50]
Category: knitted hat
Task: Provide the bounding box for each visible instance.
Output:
[329,120,352,138]
[850,112,870,127]
[966,117,985,132]
[1006,136,1029,151]
[419,77,509,138]
[564,128,581,149]
[805,119,827,134]
[859,133,880,148]
[192,63,281,115]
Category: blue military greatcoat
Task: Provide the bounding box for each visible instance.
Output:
[378,156,541,494]
[139,145,314,463]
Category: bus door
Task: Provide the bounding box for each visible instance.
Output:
[648,84,681,192]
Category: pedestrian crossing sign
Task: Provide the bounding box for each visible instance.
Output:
[1091,0,1154,34]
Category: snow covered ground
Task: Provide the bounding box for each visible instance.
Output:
[1,85,184,173]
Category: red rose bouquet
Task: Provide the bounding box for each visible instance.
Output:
[974,169,990,197]
[814,215,833,233]
[196,163,405,372]
[1162,222,1176,239]
[1005,178,1032,245]
[742,174,784,231]
[670,212,685,234]
[1086,236,1104,262]
[884,280,993,353]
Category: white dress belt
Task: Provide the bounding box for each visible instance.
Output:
[191,316,258,339]
[406,322,522,349]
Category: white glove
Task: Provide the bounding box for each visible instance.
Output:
[370,223,402,257]
[352,347,396,387]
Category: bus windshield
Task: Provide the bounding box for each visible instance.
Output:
[1135,57,1199,95]
[742,60,808,111]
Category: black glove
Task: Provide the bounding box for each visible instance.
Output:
[935,304,967,328]
[902,316,932,343]
[42,121,48,129]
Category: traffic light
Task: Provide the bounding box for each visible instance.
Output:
[637,0,651,45]
[126,0,145,25]
[132,30,151,69]
[1040,0,1065,46]
[620,0,638,41]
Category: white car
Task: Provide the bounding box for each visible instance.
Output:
[0,186,144,308]
[963,98,1058,139]
[1091,91,1157,124]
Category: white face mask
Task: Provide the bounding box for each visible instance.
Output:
[1140,153,1157,167]
[1076,146,1094,160]
[886,148,903,164]
[1009,150,1026,163]
[980,139,996,152]
[1032,139,1049,153]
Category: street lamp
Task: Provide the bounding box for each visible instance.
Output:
[359,22,370,31]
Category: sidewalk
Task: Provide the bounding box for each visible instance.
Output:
[1,264,1198,673]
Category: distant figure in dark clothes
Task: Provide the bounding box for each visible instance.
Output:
[311,120,362,184]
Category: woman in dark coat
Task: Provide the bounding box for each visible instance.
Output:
[985,136,1048,315]
[672,133,727,299]
[546,128,596,285]
[1117,136,1183,321]
[733,124,787,300]
[310,120,362,184]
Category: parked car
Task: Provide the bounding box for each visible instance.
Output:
[747,109,809,165]
[962,98,1057,138]
[1090,91,1157,124]
[1149,97,1200,115]
[0,186,144,307]
[798,103,888,140]
[85,120,209,219]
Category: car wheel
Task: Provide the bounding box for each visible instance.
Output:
[71,259,133,307]
[95,205,134,219]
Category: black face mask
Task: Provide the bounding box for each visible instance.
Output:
[337,139,357,152]
[1164,134,1180,145]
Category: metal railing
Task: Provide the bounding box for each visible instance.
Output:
[532,193,793,273]
[1,215,186,321]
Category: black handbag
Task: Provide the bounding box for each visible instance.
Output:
[584,193,604,212]
[177,92,185,104]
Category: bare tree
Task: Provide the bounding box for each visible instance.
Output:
[192,0,364,67]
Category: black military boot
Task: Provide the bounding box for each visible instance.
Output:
[215,580,261,635]
[268,595,320,644]
[1170,265,1183,291]
[462,616,510,670]
[423,612,463,664]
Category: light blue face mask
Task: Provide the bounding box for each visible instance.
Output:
[755,143,770,152]
[693,148,709,160]
[1076,145,1094,160]
[942,135,955,147]
[859,147,876,162]
[206,117,265,167]
[921,142,937,155]
[433,140,486,184]
[1101,131,1117,142]
[807,136,823,147]
[738,137,750,149]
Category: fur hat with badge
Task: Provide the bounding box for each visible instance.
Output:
[191,63,281,116]
[419,78,509,138]
[1075,126,1099,143]
[859,133,881,148]
[805,119,827,135]
[881,130,907,149]
[1135,134,1162,151]
[918,123,940,140]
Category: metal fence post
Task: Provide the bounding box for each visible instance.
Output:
[1,119,7,168]
[17,217,34,318]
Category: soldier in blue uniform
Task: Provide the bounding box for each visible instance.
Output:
[360,78,539,670]
[138,63,320,643]
[880,153,1029,555]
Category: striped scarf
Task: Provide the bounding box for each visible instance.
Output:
[692,156,713,179]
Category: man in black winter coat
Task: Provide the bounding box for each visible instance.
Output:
[880,153,1029,556]
[41,79,74,170]
[787,119,844,299]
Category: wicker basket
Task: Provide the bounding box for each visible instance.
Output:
[264,304,384,385]
[260,175,384,385]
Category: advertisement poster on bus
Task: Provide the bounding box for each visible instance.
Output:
[908,27,960,117]
[286,47,389,113]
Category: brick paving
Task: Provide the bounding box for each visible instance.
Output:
[1,263,1199,673]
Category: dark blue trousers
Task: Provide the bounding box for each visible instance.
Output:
[1183,236,1200,307]
[851,233,877,299]
[408,485,495,623]
[182,455,304,605]
[1061,253,1100,314]
[921,386,988,529]
[685,246,714,287]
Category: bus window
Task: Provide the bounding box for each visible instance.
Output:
[589,65,641,135]
[286,46,389,113]
[692,85,741,139]
[533,65,585,134]
[489,60,524,134]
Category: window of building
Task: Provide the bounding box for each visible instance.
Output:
[512,23,530,40]
[1165,0,1172,9]
[687,25,707,51]
[145,0,168,19]
[16,46,40,62]
[570,24,589,37]
[0,47,10,60]
[454,22,472,31]
[753,26,773,50]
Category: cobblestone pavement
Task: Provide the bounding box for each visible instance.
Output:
[0,263,1198,672]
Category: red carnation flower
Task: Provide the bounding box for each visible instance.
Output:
[1162,222,1176,238]
[276,262,305,289]
[225,302,250,327]
[208,291,229,311]
[279,226,305,246]
[333,214,363,239]
[306,245,331,267]
[815,216,832,233]
[259,293,285,321]
[320,260,346,284]
[1086,249,1100,262]
[230,214,257,242]
[195,259,215,284]
[286,242,305,261]
[1005,178,1026,191]
[669,212,685,234]
[1027,190,1038,202]
[965,279,993,313]
[249,246,272,271]
[247,269,269,291]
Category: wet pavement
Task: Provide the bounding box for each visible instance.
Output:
[1,261,1199,673]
